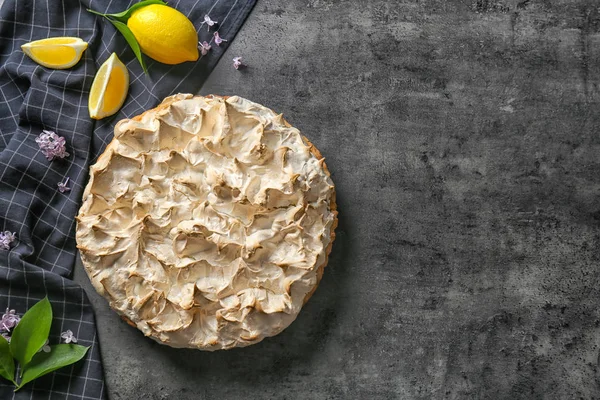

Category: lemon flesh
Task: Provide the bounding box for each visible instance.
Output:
[88,53,129,120]
[127,4,199,65]
[21,37,88,69]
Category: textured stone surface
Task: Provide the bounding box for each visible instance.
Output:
[74,0,600,398]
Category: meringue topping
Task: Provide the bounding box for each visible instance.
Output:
[76,94,337,350]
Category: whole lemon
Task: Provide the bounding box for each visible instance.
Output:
[127,4,199,65]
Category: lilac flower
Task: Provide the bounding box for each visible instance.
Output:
[0,231,16,251]
[233,56,245,70]
[40,339,51,353]
[35,130,69,161]
[199,41,211,56]
[60,329,77,344]
[204,15,217,31]
[213,32,227,46]
[57,177,71,193]
[1,332,10,343]
[0,308,20,331]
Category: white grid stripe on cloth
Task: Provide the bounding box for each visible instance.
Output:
[0,0,256,399]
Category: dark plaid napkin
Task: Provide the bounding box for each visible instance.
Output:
[0,0,255,398]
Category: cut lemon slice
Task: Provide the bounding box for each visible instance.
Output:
[21,37,88,69]
[88,53,129,120]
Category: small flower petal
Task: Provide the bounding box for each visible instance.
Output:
[233,56,244,70]
[39,339,51,353]
[204,15,217,30]
[0,232,16,251]
[61,329,77,344]
[199,41,211,56]
[36,130,69,161]
[0,308,19,331]
[57,177,71,193]
[213,32,227,46]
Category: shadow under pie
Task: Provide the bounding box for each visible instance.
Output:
[144,203,350,381]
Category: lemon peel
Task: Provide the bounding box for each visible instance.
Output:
[127,4,199,65]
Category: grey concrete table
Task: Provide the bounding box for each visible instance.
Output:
[74,0,600,398]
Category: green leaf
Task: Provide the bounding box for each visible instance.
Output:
[86,0,165,73]
[9,297,52,367]
[106,0,168,22]
[16,344,89,391]
[0,335,16,385]
[108,19,148,73]
[86,8,108,18]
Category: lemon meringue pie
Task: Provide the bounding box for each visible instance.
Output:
[76,94,338,350]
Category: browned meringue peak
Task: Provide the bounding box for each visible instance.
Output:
[76,94,337,350]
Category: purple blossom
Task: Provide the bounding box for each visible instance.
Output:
[233,56,244,70]
[61,329,77,344]
[0,231,16,251]
[57,177,71,193]
[35,130,69,161]
[199,41,211,56]
[204,15,217,31]
[213,32,227,46]
[0,308,20,331]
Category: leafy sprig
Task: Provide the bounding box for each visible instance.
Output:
[87,0,168,73]
[0,336,16,386]
[0,298,89,391]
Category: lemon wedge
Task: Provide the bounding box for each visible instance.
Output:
[88,53,129,120]
[21,37,88,69]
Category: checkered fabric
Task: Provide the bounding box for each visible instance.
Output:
[0,0,255,398]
